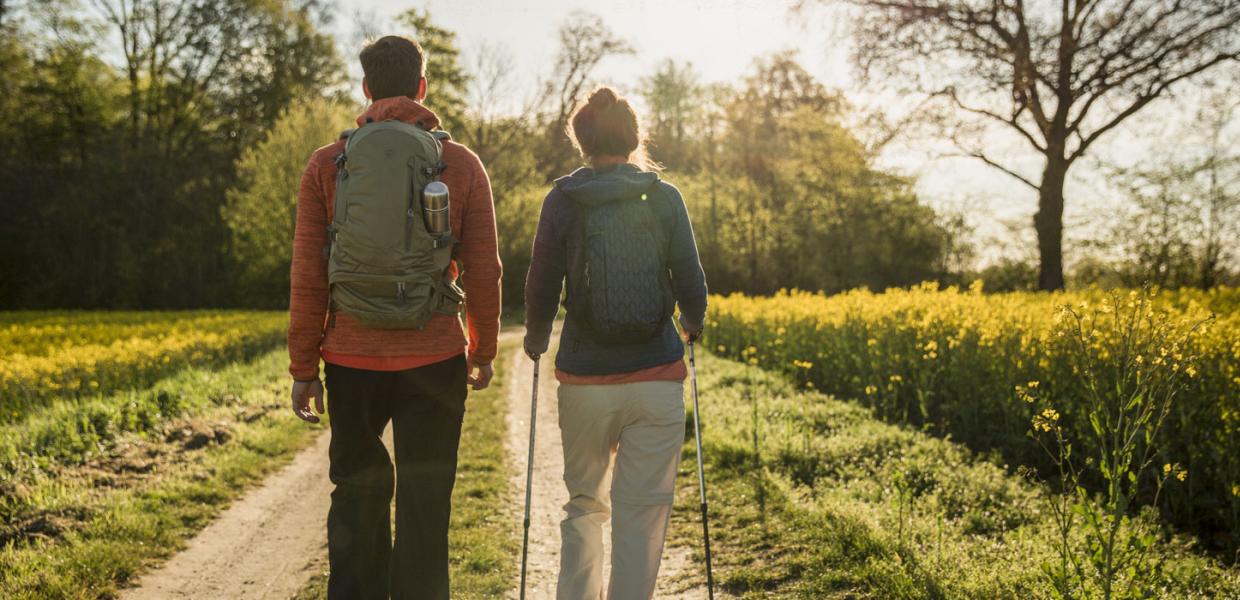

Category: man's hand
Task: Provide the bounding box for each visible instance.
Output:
[468,359,493,391]
[291,378,325,423]
[679,314,704,344]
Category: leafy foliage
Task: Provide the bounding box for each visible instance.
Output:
[0,0,342,309]
[224,98,355,306]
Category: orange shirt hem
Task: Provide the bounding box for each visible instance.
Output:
[322,349,465,372]
[555,360,687,385]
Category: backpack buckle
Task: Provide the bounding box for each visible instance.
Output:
[423,161,447,178]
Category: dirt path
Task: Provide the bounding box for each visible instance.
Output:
[504,337,708,599]
[121,428,334,600]
[122,329,708,599]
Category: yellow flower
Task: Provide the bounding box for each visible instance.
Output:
[865,385,877,395]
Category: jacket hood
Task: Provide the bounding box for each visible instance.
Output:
[356,96,441,130]
[554,164,660,206]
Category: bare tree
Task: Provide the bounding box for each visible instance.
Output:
[822,0,1240,290]
[536,11,632,176]
[1101,90,1240,288]
[461,42,543,200]
[546,11,632,125]
[1194,92,1240,288]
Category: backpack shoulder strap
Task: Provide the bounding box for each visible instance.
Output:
[645,181,678,225]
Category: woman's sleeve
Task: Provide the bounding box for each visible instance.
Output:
[664,184,708,329]
[523,190,566,355]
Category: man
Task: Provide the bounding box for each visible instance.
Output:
[287,35,501,600]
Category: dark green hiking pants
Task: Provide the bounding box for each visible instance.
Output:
[323,355,467,600]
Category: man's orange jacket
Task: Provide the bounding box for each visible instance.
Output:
[288,97,502,380]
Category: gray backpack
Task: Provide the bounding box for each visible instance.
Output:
[568,184,675,344]
[327,120,462,329]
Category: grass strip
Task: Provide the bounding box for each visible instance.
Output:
[0,350,325,598]
[1,349,290,477]
[667,350,1240,599]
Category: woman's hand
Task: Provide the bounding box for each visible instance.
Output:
[523,336,543,362]
[679,314,704,344]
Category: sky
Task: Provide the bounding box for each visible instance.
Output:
[326,1,1232,264]
[332,0,856,100]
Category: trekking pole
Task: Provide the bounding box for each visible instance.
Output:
[519,356,540,600]
[687,341,716,599]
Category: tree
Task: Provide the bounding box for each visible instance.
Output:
[724,52,843,291]
[1193,93,1240,288]
[537,11,633,177]
[396,8,470,134]
[459,42,541,203]
[829,0,1240,290]
[641,59,703,171]
[1093,92,1240,289]
[673,52,958,295]
[224,97,354,306]
[0,0,343,309]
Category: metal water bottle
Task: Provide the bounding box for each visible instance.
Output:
[422,181,450,237]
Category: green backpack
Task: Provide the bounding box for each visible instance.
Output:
[327,120,462,329]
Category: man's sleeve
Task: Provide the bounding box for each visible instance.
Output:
[288,157,330,380]
[523,191,564,355]
[458,159,502,365]
[665,185,708,330]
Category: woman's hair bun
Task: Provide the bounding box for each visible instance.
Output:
[587,87,618,109]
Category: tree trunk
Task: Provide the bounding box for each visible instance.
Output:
[1035,157,1068,291]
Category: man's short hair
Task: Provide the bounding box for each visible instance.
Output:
[359,36,425,100]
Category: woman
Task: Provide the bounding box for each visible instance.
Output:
[523,86,708,600]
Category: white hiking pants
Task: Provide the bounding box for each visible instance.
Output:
[556,380,686,600]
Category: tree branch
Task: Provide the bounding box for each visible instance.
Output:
[1070,51,1240,163]
[954,149,1041,191]
[939,86,1047,152]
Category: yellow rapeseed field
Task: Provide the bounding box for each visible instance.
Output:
[705,283,1240,547]
[0,311,286,420]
